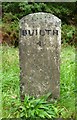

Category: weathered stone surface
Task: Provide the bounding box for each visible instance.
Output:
[19,12,61,99]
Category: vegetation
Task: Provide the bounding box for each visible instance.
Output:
[1,45,75,119]
[1,2,77,119]
[2,2,77,46]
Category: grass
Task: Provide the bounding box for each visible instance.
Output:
[1,44,76,119]
[60,44,75,118]
[2,45,20,118]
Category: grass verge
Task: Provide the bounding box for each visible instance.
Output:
[1,45,75,119]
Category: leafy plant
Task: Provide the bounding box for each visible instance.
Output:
[61,24,75,45]
[18,95,58,119]
[1,38,75,119]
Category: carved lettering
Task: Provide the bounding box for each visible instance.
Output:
[40,30,45,36]
[21,29,58,36]
[21,30,27,36]
[45,29,51,35]
[53,30,58,35]
[35,29,38,35]
[28,30,34,36]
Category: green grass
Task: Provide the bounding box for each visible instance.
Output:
[60,45,75,118]
[0,45,2,119]
[2,45,20,118]
[1,45,76,119]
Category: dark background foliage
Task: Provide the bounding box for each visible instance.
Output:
[1,2,77,47]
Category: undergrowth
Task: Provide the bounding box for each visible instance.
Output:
[1,45,76,119]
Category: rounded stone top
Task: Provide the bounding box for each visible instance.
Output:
[20,12,61,26]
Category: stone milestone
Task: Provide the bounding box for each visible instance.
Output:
[19,12,61,99]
